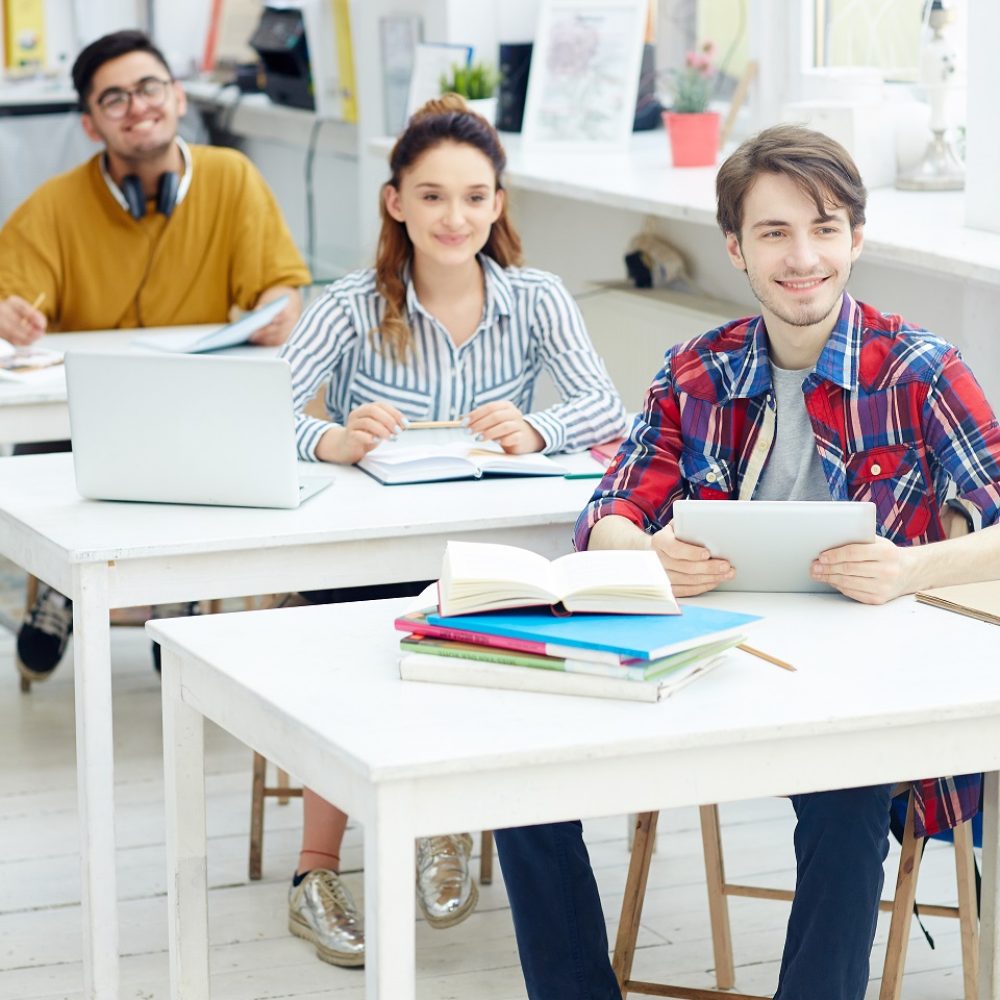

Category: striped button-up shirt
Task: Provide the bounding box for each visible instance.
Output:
[576,293,1000,837]
[280,255,627,459]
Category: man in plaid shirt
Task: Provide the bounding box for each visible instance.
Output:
[495,125,1000,1000]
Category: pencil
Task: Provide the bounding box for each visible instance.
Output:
[737,643,796,672]
[406,420,465,430]
[30,292,46,311]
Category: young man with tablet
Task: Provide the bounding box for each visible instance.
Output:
[493,125,1000,1000]
[0,30,311,682]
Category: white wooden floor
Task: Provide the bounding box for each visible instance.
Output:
[0,611,974,999]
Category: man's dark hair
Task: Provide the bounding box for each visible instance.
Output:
[716,124,867,238]
[71,30,172,109]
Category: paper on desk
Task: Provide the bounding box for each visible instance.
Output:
[131,295,289,353]
[0,339,64,377]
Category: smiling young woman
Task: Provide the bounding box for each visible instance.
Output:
[275,94,627,968]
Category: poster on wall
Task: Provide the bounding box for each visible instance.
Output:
[521,0,646,151]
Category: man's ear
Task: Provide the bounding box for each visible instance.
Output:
[850,224,864,262]
[383,184,404,222]
[80,113,103,144]
[173,81,187,118]
[725,231,746,271]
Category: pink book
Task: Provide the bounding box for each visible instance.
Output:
[588,438,625,466]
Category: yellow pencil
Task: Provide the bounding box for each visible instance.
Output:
[30,292,46,311]
[737,643,796,672]
[406,419,465,430]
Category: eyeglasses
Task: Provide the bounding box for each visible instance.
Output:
[94,77,173,119]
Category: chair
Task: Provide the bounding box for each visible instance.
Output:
[248,754,495,885]
[613,788,979,1000]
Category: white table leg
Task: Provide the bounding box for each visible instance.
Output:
[364,789,416,1000]
[71,564,119,1000]
[980,770,1000,1000]
[162,648,210,1000]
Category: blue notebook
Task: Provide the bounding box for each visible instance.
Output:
[425,605,761,662]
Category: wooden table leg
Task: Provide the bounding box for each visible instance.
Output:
[980,770,1000,1000]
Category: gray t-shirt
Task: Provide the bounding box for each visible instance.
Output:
[755,364,832,502]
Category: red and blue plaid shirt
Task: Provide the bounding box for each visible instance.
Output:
[577,294,1000,837]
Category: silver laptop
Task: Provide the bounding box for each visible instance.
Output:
[65,352,332,508]
[672,499,877,592]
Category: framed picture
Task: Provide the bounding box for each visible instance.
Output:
[406,42,473,122]
[522,0,647,151]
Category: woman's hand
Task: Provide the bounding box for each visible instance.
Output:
[316,401,406,464]
[465,401,544,454]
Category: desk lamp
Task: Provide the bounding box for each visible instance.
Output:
[896,0,965,190]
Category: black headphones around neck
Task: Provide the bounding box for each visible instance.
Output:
[119,171,180,221]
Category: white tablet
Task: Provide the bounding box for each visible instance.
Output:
[671,500,877,593]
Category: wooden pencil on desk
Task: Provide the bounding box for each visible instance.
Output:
[406,419,465,430]
[738,643,796,672]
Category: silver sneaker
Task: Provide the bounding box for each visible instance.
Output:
[415,833,478,928]
[288,870,365,967]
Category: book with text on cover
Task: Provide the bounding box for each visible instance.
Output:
[438,541,679,616]
[358,431,566,485]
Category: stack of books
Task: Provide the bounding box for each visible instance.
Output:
[395,541,761,702]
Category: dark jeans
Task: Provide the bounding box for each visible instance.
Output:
[495,783,894,1000]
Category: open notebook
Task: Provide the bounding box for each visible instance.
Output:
[358,427,566,485]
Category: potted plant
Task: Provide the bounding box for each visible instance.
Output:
[440,61,499,124]
[662,41,720,167]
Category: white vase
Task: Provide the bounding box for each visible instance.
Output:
[465,96,498,124]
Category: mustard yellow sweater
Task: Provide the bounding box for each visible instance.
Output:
[0,145,310,330]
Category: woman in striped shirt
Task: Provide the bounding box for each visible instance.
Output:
[278,94,627,969]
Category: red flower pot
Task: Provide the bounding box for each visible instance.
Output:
[663,111,720,167]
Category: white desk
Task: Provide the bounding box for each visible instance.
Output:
[0,328,273,445]
[0,453,600,999]
[150,593,1000,1000]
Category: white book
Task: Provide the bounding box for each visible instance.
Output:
[438,540,679,616]
[358,432,566,486]
[398,649,730,703]
[132,295,289,354]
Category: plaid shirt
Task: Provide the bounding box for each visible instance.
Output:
[577,294,1000,837]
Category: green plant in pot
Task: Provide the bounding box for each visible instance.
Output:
[440,61,499,123]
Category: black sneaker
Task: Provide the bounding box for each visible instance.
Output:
[150,602,199,673]
[17,584,73,681]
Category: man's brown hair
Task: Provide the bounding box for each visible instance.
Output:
[716,124,866,237]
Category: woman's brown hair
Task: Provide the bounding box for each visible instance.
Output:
[374,93,523,359]
[716,124,867,239]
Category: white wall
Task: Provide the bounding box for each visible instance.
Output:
[965,1,1000,234]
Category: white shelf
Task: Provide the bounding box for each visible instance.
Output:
[370,130,1000,287]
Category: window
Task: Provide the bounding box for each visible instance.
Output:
[814,0,925,79]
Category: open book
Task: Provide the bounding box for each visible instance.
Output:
[131,294,289,353]
[437,540,679,616]
[358,429,566,485]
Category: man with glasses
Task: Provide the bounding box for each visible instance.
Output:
[0,30,312,681]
